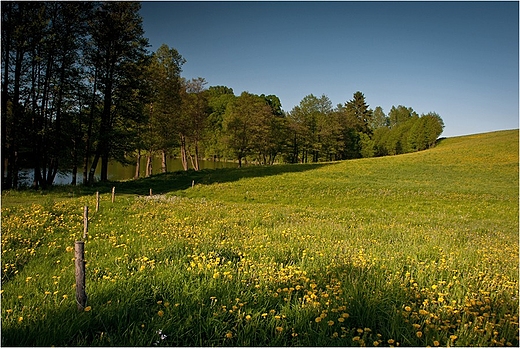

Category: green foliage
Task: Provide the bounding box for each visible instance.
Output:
[2,130,518,346]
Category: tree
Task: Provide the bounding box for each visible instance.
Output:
[388,105,418,129]
[205,86,235,161]
[288,94,334,163]
[144,44,185,175]
[371,106,388,130]
[85,2,149,183]
[180,77,210,171]
[222,92,272,167]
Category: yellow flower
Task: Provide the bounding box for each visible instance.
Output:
[450,335,458,341]
[328,320,335,326]
[164,302,170,307]
[18,316,23,322]
[157,310,164,317]
[341,312,350,318]
[338,317,345,323]
[388,339,395,344]
[404,306,412,312]
[353,336,360,341]
[225,331,233,339]
[275,326,283,333]
[373,341,380,346]
[315,317,322,323]
[84,306,92,312]
[433,340,440,346]
[245,315,252,320]
[416,331,423,338]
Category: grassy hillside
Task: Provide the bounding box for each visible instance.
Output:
[1,130,518,346]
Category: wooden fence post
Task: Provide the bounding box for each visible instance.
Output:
[111,186,115,203]
[96,191,100,212]
[83,206,88,240]
[192,180,194,188]
[75,241,87,311]
[150,188,152,196]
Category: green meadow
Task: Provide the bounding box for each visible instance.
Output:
[1,129,518,346]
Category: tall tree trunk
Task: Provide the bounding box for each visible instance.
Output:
[146,154,152,177]
[161,149,167,173]
[83,69,97,185]
[134,149,140,179]
[180,135,188,171]
[88,152,100,185]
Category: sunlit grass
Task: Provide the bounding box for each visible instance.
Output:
[2,130,518,346]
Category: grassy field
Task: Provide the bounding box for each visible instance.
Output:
[1,129,518,346]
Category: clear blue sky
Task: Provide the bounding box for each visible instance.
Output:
[139,1,519,138]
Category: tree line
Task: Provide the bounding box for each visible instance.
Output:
[2,2,444,189]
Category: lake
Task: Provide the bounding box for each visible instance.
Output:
[20,157,239,186]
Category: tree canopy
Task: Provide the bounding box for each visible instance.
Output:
[1,2,445,188]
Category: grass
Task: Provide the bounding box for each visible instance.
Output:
[1,129,518,346]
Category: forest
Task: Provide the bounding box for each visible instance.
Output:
[1,2,444,189]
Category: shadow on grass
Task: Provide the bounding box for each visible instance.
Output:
[42,162,334,198]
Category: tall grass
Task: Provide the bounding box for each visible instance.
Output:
[2,130,518,346]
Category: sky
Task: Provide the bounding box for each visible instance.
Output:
[139,1,519,138]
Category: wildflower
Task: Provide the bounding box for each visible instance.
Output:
[357,328,364,334]
[6,309,13,314]
[388,339,395,344]
[164,302,170,307]
[18,317,23,322]
[374,341,380,346]
[225,331,233,339]
[353,336,360,341]
[416,331,423,338]
[275,326,283,333]
[328,320,334,326]
[450,335,458,341]
[338,317,345,323]
[341,312,350,318]
[157,310,164,317]
[433,340,440,346]
[404,306,412,312]
[261,313,268,318]
[315,317,322,323]
[245,315,252,320]
[84,306,92,312]
[62,294,68,299]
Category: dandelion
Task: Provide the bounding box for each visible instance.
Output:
[315,317,322,323]
[388,339,395,344]
[245,315,251,320]
[62,294,68,299]
[225,331,233,339]
[353,336,360,341]
[357,328,364,334]
[433,340,440,346]
[404,306,412,312]
[328,320,335,326]
[341,312,350,318]
[416,331,423,338]
[18,317,23,322]
[450,335,458,341]
[157,310,164,317]
[338,317,345,323]
[84,306,92,312]
[275,326,283,333]
[6,309,13,314]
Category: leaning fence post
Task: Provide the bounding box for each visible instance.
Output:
[96,191,100,212]
[83,206,88,240]
[111,186,115,203]
[75,241,87,311]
